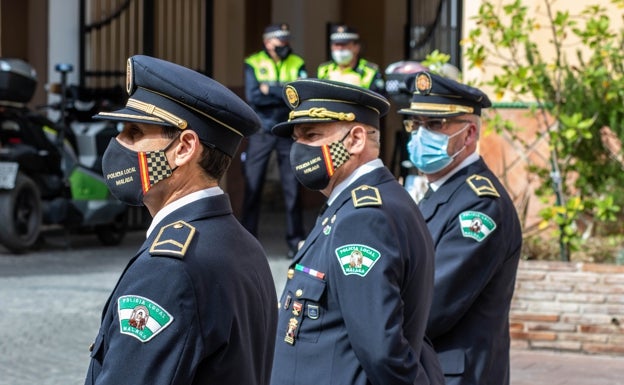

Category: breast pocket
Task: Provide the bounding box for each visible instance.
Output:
[279,272,326,344]
[89,331,105,361]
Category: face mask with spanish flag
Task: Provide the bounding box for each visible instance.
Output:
[101,136,178,206]
[289,130,351,191]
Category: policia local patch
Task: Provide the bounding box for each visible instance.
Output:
[117,295,173,342]
[335,244,381,277]
[459,211,496,241]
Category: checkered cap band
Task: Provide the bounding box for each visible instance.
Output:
[146,150,172,185]
[263,30,291,40]
[330,32,359,42]
[329,141,350,170]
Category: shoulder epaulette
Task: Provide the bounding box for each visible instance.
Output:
[466,175,500,198]
[351,185,382,208]
[149,220,196,259]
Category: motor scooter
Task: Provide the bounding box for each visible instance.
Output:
[0,58,129,253]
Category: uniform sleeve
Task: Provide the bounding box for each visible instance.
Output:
[91,257,217,385]
[243,63,284,108]
[328,208,420,385]
[426,197,507,339]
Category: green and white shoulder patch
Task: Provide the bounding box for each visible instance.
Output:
[459,211,496,242]
[335,244,381,277]
[117,295,173,342]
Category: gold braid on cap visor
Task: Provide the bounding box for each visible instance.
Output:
[409,102,474,114]
[125,98,188,129]
[289,107,355,122]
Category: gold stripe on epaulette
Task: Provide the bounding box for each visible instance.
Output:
[150,220,196,258]
[466,175,500,197]
[351,185,382,208]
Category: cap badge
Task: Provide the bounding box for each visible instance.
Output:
[281,23,288,31]
[415,72,432,95]
[126,57,134,95]
[337,26,345,33]
[285,85,300,108]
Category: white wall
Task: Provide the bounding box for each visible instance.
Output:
[48,0,80,107]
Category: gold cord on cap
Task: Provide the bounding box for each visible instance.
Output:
[126,98,188,129]
[408,102,474,114]
[289,107,355,122]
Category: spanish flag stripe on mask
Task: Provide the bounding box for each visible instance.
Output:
[138,152,151,193]
[321,144,334,177]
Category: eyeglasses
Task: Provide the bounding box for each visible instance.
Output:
[403,118,471,133]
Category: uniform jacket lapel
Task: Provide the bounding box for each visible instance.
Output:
[292,167,395,264]
[419,158,489,221]
[101,194,234,320]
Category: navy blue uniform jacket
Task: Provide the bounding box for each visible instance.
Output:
[84,194,277,384]
[420,158,522,385]
[271,167,444,385]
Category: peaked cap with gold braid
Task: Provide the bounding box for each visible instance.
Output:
[272,78,390,137]
[93,55,260,157]
[398,71,491,118]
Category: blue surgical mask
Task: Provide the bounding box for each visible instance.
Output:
[407,124,468,174]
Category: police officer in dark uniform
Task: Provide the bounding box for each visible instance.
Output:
[242,23,307,257]
[317,24,385,93]
[399,71,522,385]
[269,79,444,385]
[84,55,277,385]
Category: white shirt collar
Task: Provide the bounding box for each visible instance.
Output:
[429,152,480,192]
[146,186,224,238]
[327,158,384,206]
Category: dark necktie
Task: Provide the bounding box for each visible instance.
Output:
[318,201,328,216]
[422,187,433,200]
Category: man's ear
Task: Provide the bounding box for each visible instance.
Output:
[346,125,367,155]
[173,130,200,167]
[465,122,479,147]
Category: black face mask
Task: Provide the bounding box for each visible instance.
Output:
[289,130,351,191]
[274,45,292,60]
[101,136,178,206]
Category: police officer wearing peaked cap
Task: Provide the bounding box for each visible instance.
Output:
[399,71,522,385]
[85,55,278,385]
[317,24,385,93]
[270,78,444,385]
[241,23,308,258]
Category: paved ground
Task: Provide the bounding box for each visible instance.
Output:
[1,209,623,384]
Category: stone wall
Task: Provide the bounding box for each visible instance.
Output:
[510,260,624,355]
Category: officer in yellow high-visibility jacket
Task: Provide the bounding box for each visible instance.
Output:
[317,25,385,94]
[242,23,307,258]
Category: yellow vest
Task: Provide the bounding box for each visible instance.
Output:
[317,59,378,89]
[245,50,305,85]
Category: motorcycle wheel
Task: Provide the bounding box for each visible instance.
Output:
[0,173,42,253]
[95,210,128,246]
